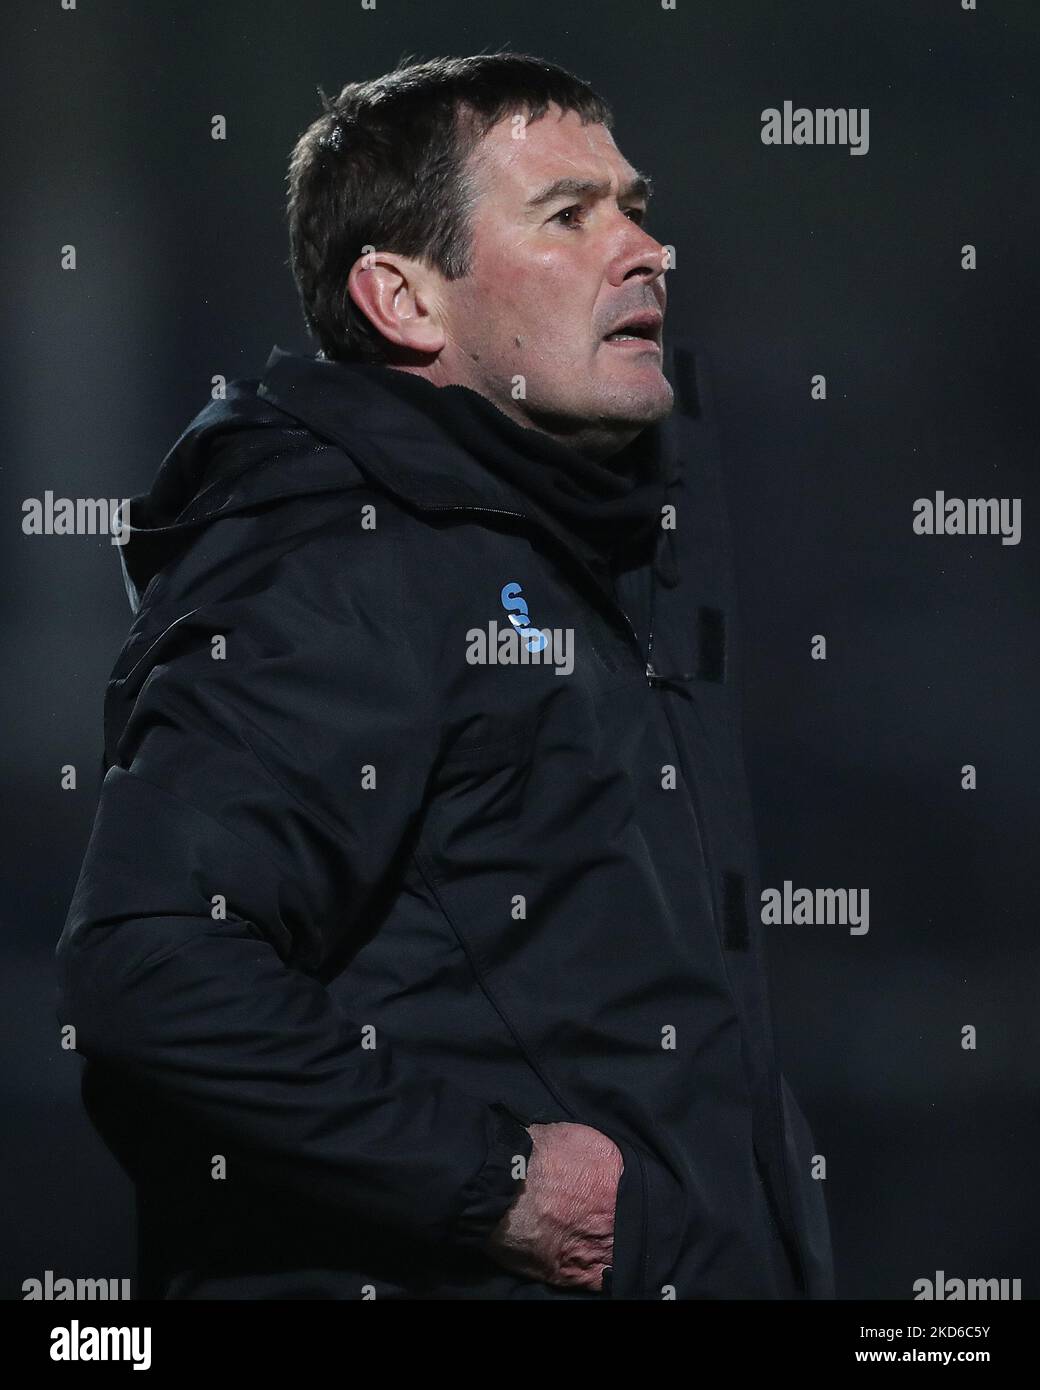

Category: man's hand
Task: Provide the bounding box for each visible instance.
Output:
[482,1122,624,1291]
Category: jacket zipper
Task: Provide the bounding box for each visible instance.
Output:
[423,502,660,685]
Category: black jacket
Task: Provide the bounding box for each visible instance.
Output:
[56,341,836,1300]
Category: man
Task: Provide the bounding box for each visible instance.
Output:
[57,53,835,1300]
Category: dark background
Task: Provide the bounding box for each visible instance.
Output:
[4,0,1037,1301]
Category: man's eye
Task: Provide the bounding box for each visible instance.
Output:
[550,204,647,228]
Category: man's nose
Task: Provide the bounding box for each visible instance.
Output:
[608,221,669,290]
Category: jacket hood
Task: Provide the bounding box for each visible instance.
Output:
[118,343,694,613]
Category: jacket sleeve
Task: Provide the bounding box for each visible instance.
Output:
[55,513,533,1251]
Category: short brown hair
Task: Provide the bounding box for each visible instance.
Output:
[286,53,613,364]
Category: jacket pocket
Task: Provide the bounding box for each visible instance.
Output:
[592,1129,688,1300]
[605,1138,644,1299]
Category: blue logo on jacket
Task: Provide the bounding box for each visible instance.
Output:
[500,581,548,653]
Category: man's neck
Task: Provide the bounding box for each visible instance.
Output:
[385,362,643,462]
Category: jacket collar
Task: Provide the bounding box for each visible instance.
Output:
[257,346,525,512]
[256,346,689,597]
[257,345,684,524]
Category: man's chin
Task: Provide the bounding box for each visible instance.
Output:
[510,367,674,452]
[596,368,675,424]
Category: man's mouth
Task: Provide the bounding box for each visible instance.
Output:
[602,310,663,350]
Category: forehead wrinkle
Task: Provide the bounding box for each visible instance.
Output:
[478,115,645,211]
[523,137,651,209]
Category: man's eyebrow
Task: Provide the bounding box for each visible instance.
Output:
[524,173,654,209]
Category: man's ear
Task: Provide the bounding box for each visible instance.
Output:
[346,253,447,355]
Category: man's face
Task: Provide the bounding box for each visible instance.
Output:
[432,104,673,454]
